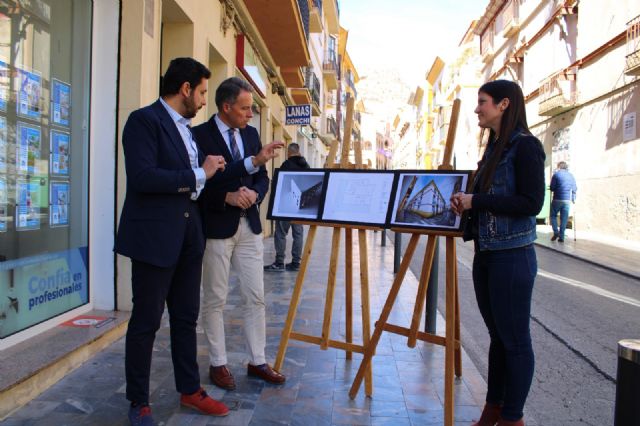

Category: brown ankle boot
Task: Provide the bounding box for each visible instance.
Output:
[472,403,502,426]
[497,417,524,426]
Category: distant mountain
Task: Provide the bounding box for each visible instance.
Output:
[356,66,413,141]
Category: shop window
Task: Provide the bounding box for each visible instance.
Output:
[0,0,92,339]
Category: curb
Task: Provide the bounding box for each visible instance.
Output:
[534,242,640,281]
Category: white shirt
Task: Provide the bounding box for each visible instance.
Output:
[214,114,259,174]
[159,97,206,199]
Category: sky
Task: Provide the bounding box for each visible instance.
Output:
[339,0,488,86]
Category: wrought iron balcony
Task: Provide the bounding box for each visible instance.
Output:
[625,14,640,76]
[325,116,337,137]
[305,67,321,115]
[322,53,339,90]
[480,24,495,62]
[538,69,577,116]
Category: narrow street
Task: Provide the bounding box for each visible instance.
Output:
[396,233,640,426]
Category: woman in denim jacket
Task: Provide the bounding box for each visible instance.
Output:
[451,80,545,426]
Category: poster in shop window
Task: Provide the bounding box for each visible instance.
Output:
[16,67,42,120]
[0,59,9,112]
[16,122,41,175]
[51,79,71,127]
[50,130,70,176]
[0,178,7,232]
[16,179,41,230]
[0,116,6,173]
[49,181,69,227]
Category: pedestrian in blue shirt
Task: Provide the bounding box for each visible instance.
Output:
[549,161,577,242]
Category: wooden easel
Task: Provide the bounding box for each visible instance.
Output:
[348,99,463,426]
[274,96,375,395]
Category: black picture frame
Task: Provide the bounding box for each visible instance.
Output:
[267,169,327,222]
[320,169,396,227]
[389,170,472,231]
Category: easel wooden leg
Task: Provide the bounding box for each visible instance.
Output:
[321,227,342,350]
[453,242,462,377]
[275,226,318,371]
[349,234,421,399]
[358,229,373,396]
[444,236,456,426]
[408,235,437,348]
[345,228,353,360]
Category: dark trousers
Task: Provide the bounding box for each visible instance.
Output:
[550,200,571,240]
[473,244,537,421]
[274,220,303,265]
[125,205,204,403]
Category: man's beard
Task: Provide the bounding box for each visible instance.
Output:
[183,95,198,119]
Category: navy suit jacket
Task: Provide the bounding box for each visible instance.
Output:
[191,115,269,239]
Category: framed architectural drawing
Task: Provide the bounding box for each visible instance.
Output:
[321,170,395,226]
[389,171,472,231]
[267,170,326,221]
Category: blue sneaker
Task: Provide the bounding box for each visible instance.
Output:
[128,404,156,426]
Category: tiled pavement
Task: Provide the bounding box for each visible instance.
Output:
[1,227,486,425]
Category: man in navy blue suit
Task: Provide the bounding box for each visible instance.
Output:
[192,77,286,391]
[115,59,282,426]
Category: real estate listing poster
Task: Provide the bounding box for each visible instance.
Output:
[0,178,7,232]
[0,115,6,173]
[16,67,42,120]
[0,59,8,112]
[16,122,41,175]
[51,79,71,127]
[50,181,70,227]
[50,130,70,176]
[16,179,41,230]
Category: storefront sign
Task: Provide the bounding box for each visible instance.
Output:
[0,247,88,338]
[236,34,268,98]
[286,104,311,125]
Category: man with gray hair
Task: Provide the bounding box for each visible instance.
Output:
[192,77,286,392]
[264,143,310,272]
[549,161,577,242]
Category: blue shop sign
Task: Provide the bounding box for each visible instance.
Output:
[285,105,311,125]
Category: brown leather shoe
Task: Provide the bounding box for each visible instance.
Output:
[247,363,286,384]
[472,402,502,426]
[209,365,235,390]
[497,417,524,426]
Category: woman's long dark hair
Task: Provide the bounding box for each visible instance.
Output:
[476,80,531,192]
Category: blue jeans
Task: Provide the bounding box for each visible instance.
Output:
[550,200,571,240]
[473,244,537,421]
[274,220,303,264]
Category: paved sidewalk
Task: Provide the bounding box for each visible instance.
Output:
[1,227,486,425]
[534,226,640,280]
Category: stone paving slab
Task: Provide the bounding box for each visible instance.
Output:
[1,227,486,425]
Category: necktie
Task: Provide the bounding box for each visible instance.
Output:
[228,128,242,161]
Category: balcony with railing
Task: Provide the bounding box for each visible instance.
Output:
[480,23,495,63]
[306,67,321,115]
[625,14,640,75]
[323,52,339,90]
[325,116,337,137]
[309,0,322,33]
[501,0,519,38]
[538,69,578,116]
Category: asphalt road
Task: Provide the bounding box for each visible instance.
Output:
[395,233,640,426]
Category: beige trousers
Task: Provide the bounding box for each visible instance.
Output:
[201,218,266,367]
